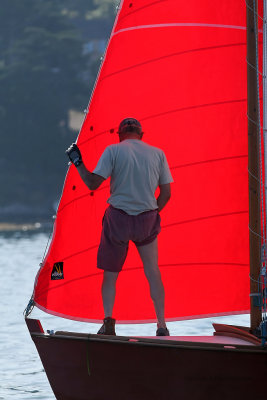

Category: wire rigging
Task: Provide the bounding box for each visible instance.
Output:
[249,0,267,343]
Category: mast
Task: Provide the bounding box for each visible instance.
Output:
[247,0,262,331]
[264,1,267,218]
[263,0,267,341]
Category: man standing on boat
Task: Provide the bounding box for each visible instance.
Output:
[66,118,173,336]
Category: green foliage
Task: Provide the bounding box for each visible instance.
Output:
[0,0,116,218]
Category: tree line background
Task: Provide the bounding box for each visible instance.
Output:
[0,0,117,221]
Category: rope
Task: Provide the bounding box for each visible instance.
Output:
[23,296,35,318]
[253,0,266,247]
[248,167,267,189]
[249,273,262,284]
[246,1,267,337]
[247,1,267,339]
[246,58,264,76]
[247,114,265,129]
[249,225,264,239]
[40,219,54,265]
[246,1,265,21]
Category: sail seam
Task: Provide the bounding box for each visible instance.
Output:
[171,155,247,170]
[158,262,249,268]
[161,211,248,229]
[35,262,249,298]
[61,245,99,262]
[35,270,103,297]
[141,99,247,123]
[58,157,247,215]
[112,23,247,36]
[122,263,249,272]
[58,184,109,213]
[100,43,246,82]
[41,213,248,268]
[79,99,246,147]
[119,0,168,22]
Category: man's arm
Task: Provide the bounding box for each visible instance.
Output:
[76,163,105,191]
[157,183,171,212]
[66,143,105,190]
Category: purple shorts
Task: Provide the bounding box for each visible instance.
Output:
[97,206,161,272]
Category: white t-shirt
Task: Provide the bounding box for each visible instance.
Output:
[93,139,173,215]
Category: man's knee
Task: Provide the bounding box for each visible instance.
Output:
[144,264,162,281]
[103,271,119,284]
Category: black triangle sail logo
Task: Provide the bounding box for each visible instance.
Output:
[51,262,64,280]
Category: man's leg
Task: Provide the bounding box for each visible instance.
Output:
[101,270,119,317]
[136,238,166,329]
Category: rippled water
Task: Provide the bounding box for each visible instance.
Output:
[0,229,250,399]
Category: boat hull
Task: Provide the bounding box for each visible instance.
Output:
[27,319,267,400]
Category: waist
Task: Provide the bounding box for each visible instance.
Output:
[109,205,158,216]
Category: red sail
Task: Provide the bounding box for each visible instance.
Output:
[34,0,250,323]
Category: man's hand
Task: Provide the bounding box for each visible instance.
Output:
[157,183,171,212]
[66,143,82,167]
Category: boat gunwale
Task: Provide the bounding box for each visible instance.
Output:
[29,331,267,353]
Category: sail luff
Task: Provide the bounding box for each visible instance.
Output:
[246,0,262,330]
[76,0,125,142]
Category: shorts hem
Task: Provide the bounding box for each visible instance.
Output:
[134,234,158,247]
[97,265,123,273]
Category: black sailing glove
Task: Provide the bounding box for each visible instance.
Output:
[66,143,83,167]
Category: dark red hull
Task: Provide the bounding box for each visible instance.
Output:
[26,318,267,400]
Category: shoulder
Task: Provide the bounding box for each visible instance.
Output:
[103,143,119,156]
[142,141,165,157]
[106,143,119,151]
[142,140,161,150]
